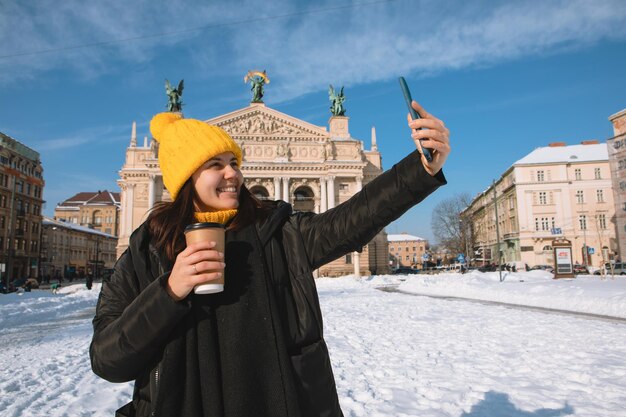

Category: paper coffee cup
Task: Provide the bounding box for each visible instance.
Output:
[184,222,225,294]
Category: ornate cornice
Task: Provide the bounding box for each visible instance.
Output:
[207,107,328,138]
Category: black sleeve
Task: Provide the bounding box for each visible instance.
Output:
[295,150,446,270]
[89,249,191,383]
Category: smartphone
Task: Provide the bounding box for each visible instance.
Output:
[399,76,433,162]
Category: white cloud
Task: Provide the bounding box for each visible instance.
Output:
[32,124,130,151]
[2,0,625,98]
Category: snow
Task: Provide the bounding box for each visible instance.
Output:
[1,271,625,416]
[513,143,607,165]
[388,233,426,242]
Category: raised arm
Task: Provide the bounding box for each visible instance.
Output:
[296,100,450,269]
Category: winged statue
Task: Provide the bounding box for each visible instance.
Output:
[329,85,346,116]
[244,70,270,103]
[165,79,184,112]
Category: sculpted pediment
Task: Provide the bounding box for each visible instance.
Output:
[205,104,329,139]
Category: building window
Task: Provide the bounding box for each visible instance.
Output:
[597,189,604,202]
[539,192,547,205]
[575,169,581,180]
[405,255,410,261]
[551,217,555,229]
[537,170,545,182]
[579,215,587,230]
[541,217,549,231]
[576,190,584,204]
[595,168,601,179]
[345,253,352,264]
[623,202,626,211]
[0,216,4,229]
[339,183,349,191]
[597,214,607,229]
[390,246,394,252]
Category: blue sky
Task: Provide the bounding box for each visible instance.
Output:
[1,0,626,243]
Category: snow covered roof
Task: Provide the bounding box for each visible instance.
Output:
[514,143,608,165]
[42,216,117,239]
[56,190,120,209]
[388,233,425,242]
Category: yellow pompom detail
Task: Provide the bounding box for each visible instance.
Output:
[150,112,182,143]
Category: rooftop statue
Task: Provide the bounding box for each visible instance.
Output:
[329,85,346,116]
[165,79,184,112]
[244,70,270,103]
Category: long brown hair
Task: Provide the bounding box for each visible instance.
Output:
[147,180,268,262]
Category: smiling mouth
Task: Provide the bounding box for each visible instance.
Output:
[217,186,237,193]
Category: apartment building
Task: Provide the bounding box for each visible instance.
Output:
[40,216,117,280]
[607,108,626,260]
[388,233,428,268]
[0,132,45,282]
[463,141,616,268]
[54,190,120,236]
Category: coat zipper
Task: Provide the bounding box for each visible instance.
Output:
[151,363,161,417]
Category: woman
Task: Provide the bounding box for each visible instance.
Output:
[90,100,450,417]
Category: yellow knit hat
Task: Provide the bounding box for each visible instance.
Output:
[150,112,242,200]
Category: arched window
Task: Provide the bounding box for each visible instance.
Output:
[293,186,314,212]
[92,210,102,226]
[249,186,270,201]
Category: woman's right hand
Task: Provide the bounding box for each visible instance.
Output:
[166,241,225,301]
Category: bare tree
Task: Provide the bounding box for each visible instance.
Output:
[431,193,473,255]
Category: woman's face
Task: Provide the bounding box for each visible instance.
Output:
[191,152,243,212]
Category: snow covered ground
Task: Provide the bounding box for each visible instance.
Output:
[1,271,625,416]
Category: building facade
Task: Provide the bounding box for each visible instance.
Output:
[606,108,626,261]
[0,132,45,283]
[40,217,117,281]
[54,190,120,236]
[463,141,617,268]
[116,102,390,276]
[388,233,428,268]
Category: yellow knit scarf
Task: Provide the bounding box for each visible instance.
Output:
[194,209,238,225]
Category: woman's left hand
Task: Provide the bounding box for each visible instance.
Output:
[407,101,450,176]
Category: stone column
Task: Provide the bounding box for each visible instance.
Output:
[353,251,361,278]
[274,177,281,200]
[353,177,363,278]
[148,174,156,210]
[119,183,127,238]
[320,177,327,212]
[126,183,135,234]
[282,177,289,204]
[327,176,335,209]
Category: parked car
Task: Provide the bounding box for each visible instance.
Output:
[596,262,626,275]
[392,267,420,275]
[573,264,589,274]
[24,278,40,289]
[477,264,498,272]
[530,265,554,273]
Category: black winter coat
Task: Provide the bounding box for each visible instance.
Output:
[90,151,446,416]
